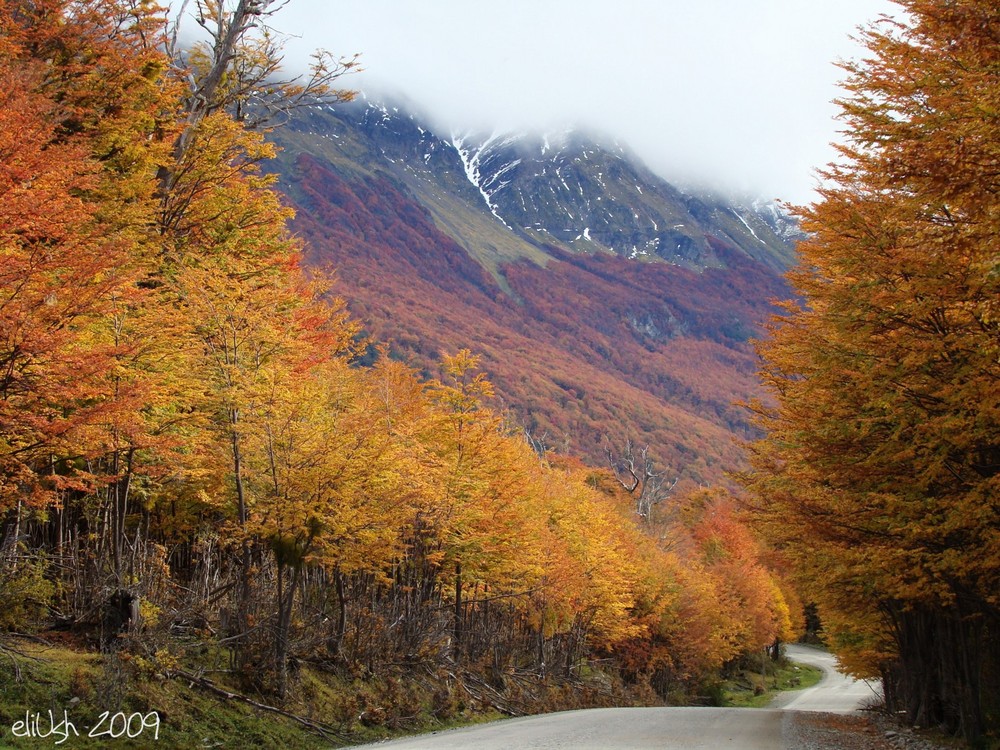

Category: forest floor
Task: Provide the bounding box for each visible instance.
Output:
[1,636,968,749]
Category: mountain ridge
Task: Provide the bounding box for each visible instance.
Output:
[266,98,796,485]
[276,98,802,270]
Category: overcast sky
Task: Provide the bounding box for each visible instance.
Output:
[241,0,899,205]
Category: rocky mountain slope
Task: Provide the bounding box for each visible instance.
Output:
[449,126,798,271]
[266,99,799,485]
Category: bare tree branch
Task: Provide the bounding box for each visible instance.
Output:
[162,0,359,194]
[604,437,677,523]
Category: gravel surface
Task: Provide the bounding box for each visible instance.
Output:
[783,712,896,749]
[354,707,959,749]
[775,644,882,713]
[782,712,955,750]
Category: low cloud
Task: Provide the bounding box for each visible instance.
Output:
[261,0,896,204]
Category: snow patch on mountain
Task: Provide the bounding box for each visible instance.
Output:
[731,209,766,245]
[300,97,800,270]
[450,131,525,228]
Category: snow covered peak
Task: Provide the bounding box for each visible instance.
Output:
[286,96,800,270]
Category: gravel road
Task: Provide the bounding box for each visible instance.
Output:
[771,643,881,713]
[352,645,892,749]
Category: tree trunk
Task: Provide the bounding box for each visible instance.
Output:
[275,559,288,699]
[330,567,347,660]
[453,561,462,662]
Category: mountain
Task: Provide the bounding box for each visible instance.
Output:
[449,127,799,271]
[266,99,798,486]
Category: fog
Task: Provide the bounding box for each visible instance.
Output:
[204,0,899,205]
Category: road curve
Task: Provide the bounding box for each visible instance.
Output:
[353,645,882,749]
[770,643,881,713]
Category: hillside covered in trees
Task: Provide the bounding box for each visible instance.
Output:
[0,1,801,744]
[267,99,797,488]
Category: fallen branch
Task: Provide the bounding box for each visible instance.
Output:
[461,673,521,716]
[0,634,50,683]
[172,669,353,742]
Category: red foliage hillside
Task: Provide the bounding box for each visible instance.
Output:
[288,154,790,485]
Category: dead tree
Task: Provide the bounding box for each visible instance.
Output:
[163,0,360,192]
[523,428,550,460]
[604,438,677,524]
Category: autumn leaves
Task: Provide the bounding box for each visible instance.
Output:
[743,0,1000,740]
[0,0,798,704]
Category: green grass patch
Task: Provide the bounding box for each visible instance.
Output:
[0,638,513,749]
[718,656,823,708]
[0,639,333,749]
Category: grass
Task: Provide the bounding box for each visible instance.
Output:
[0,638,332,749]
[718,654,824,708]
[0,636,515,749]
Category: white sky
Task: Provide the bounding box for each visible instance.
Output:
[244,0,899,205]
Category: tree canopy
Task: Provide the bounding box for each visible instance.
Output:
[743,0,1000,740]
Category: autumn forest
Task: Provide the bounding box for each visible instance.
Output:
[0,0,998,746]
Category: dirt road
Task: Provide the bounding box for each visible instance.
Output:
[353,645,883,749]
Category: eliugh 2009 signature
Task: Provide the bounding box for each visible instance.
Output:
[9,709,160,744]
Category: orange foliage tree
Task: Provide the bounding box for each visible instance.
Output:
[743,0,1000,740]
[0,0,171,546]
